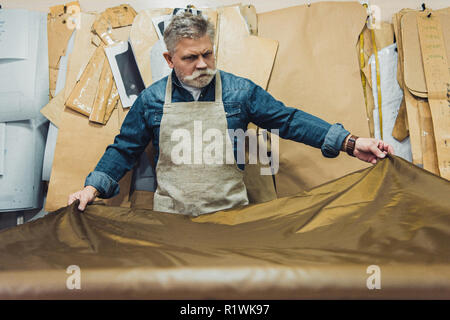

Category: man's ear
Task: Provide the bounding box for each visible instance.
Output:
[163,51,174,69]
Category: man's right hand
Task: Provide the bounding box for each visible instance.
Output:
[68,186,99,211]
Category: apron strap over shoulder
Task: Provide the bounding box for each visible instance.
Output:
[215,70,222,102]
[164,73,173,105]
[214,71,222,103]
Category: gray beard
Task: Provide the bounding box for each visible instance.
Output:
[179,68,217,88]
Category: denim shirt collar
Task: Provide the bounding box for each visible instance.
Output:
[170,69,216,102]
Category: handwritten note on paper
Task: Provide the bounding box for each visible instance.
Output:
[0,9,29,60]
[416,11,450,179]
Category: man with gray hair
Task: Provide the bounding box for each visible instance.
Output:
[69,11,394,215]
[162,12,217,93]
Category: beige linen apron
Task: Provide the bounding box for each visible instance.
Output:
[153,72,249,216]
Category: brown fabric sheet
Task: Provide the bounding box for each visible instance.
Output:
[258,2,371,198]
[1,155,450,299]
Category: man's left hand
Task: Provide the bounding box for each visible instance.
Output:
[353,138,395,164]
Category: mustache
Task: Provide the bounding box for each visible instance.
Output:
[184,68,217,81]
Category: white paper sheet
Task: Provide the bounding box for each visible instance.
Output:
[0,10,49,211]
[0,10,48,122]
[0,123,5,176]
[105,40,145,108]
[0,9,29,59]
[55,31,75,94]
[42,31,76,181]
[151,15,171,40]
[370,43,412,162]
[42,123,58,182]
[0,118,48,211]
[150,39,171,82]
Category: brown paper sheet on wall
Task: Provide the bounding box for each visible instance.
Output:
[392,98,409,141]
[47,1,79,99]
[402,8,450,97]
[129,8,172,87]
[92,4,137,45]
[91,33,102,47]
[89,59,114,124]
[416,10,450,179]
[403,86,424,166]
[392,11,411,142]
[104,82,120,124]
[64,13,98,102]
[217,33,278,89]
[46,19,134,211]
[45,106,132,212]
[42,13,99,129]
[397,8,449,178]
[356,26,374,138]
[239,4,258,36]
[417,99,440,174]
[66,8,136,119]
[394,9,424,166]
[205,8,219,52]
[258,2,370,197]
[102,4,137,28]
[3,156,450,299]
[65,45,106,116]
[216,6,278,89]
[199,8,219,52]
[39,90,66,127]
[216,5,279,203]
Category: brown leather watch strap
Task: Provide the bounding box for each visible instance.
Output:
[346,135,358,157]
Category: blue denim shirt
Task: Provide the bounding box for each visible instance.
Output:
[85,70,350,198]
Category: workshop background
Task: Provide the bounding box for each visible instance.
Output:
[1,0,448,230]
[0,0,450,300]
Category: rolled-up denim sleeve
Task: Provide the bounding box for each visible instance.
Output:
[84,95,153,198]
[245,83,349,158]
[85,171,120,198]
[321,123,350,158]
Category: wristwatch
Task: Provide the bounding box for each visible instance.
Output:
[345,135,358,157]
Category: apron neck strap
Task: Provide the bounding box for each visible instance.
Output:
[165,73,173,104]
[165,71,222,104]
[214,71,222,102]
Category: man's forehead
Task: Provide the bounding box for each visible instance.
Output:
[174,35,213,55]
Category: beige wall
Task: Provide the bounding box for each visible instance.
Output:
[2,0,449,22]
